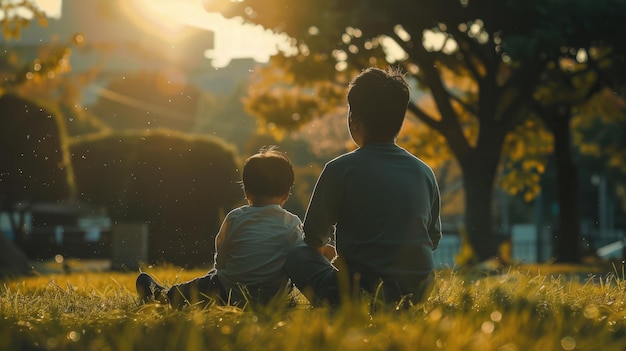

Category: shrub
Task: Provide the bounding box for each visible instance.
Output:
[71,129,242,267]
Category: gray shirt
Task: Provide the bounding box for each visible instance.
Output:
[215,204,305,295]
[303,143,442,291]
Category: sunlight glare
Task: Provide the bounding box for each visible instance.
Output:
[481,321,495,334]
[560,336,576,350]
[576,48,588,63]
[380,35,408,62]
[122,0,190,43]
[127,0,295,68]
[7,0,61,20]
[442,38,458,54]
[423,30,447,52]
[394,24,411,42]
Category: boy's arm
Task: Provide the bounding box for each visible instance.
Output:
[214,216,231,269]
[303,165,340,248]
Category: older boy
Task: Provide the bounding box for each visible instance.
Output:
[137,146,305,308]
[285,67,442,307]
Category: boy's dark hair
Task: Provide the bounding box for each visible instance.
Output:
[242,146,294,198]
[347,66,410,139]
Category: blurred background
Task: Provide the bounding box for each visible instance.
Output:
[1,0,625,274]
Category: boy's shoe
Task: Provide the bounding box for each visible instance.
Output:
[136,272,168,304]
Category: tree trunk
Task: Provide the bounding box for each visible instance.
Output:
[546,106,582,263]
[455,119,506,262]
[461,156,499,261]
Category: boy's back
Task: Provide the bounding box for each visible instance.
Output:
[216,204,304,298]
[285,67,442,306]
[304,143,441,293]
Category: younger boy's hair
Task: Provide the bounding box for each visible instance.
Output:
[347,66,410,139]
[242,146,294,198]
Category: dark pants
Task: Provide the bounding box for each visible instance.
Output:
[284,246,434,308]
[167,269,292,308]
[166,269,228,309]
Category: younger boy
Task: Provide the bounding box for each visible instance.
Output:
[285,67,442,307]
[136,146,305,308]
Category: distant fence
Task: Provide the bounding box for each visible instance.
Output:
[435,225,626,267]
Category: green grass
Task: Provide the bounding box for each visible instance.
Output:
[2,265,626,351]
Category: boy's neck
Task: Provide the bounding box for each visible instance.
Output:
[249,200,282,207]
[247,194,287,207]
[361,136,396,146]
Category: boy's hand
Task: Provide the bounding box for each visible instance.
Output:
[317,244,337,263]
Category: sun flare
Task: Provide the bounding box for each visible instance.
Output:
[121,0,191,43]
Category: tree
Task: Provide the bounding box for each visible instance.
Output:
[574,91,626,183]
[0,0,80,277]
[0,94,71,277]
[573,90,626,224]
[0,94,73,242]
[70,129,242,267]
[531,73,594,262]
[2,0,96,139]
[202,0,589,261]
[1,21,81,97]
[518,1,626,261]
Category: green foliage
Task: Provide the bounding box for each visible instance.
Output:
[574,90,626,177]
[241,63,346,136]
[0,0,82,96]
[573,89,626,210]
[2,266,626,350]
[499,117,554,202]
[0,43,74,94]
[398,119,453,170]
[504,0,626,63]
[521,0,626,262]
[70,130,243,267]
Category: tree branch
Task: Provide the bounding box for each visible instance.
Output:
[448,91,478,116]
[406,101,442,132]
[498,56,547,130]
[380,28,472,159]
[389,33,476,116]
[446,26,484,84]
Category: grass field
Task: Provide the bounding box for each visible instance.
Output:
[2,263,626,351]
